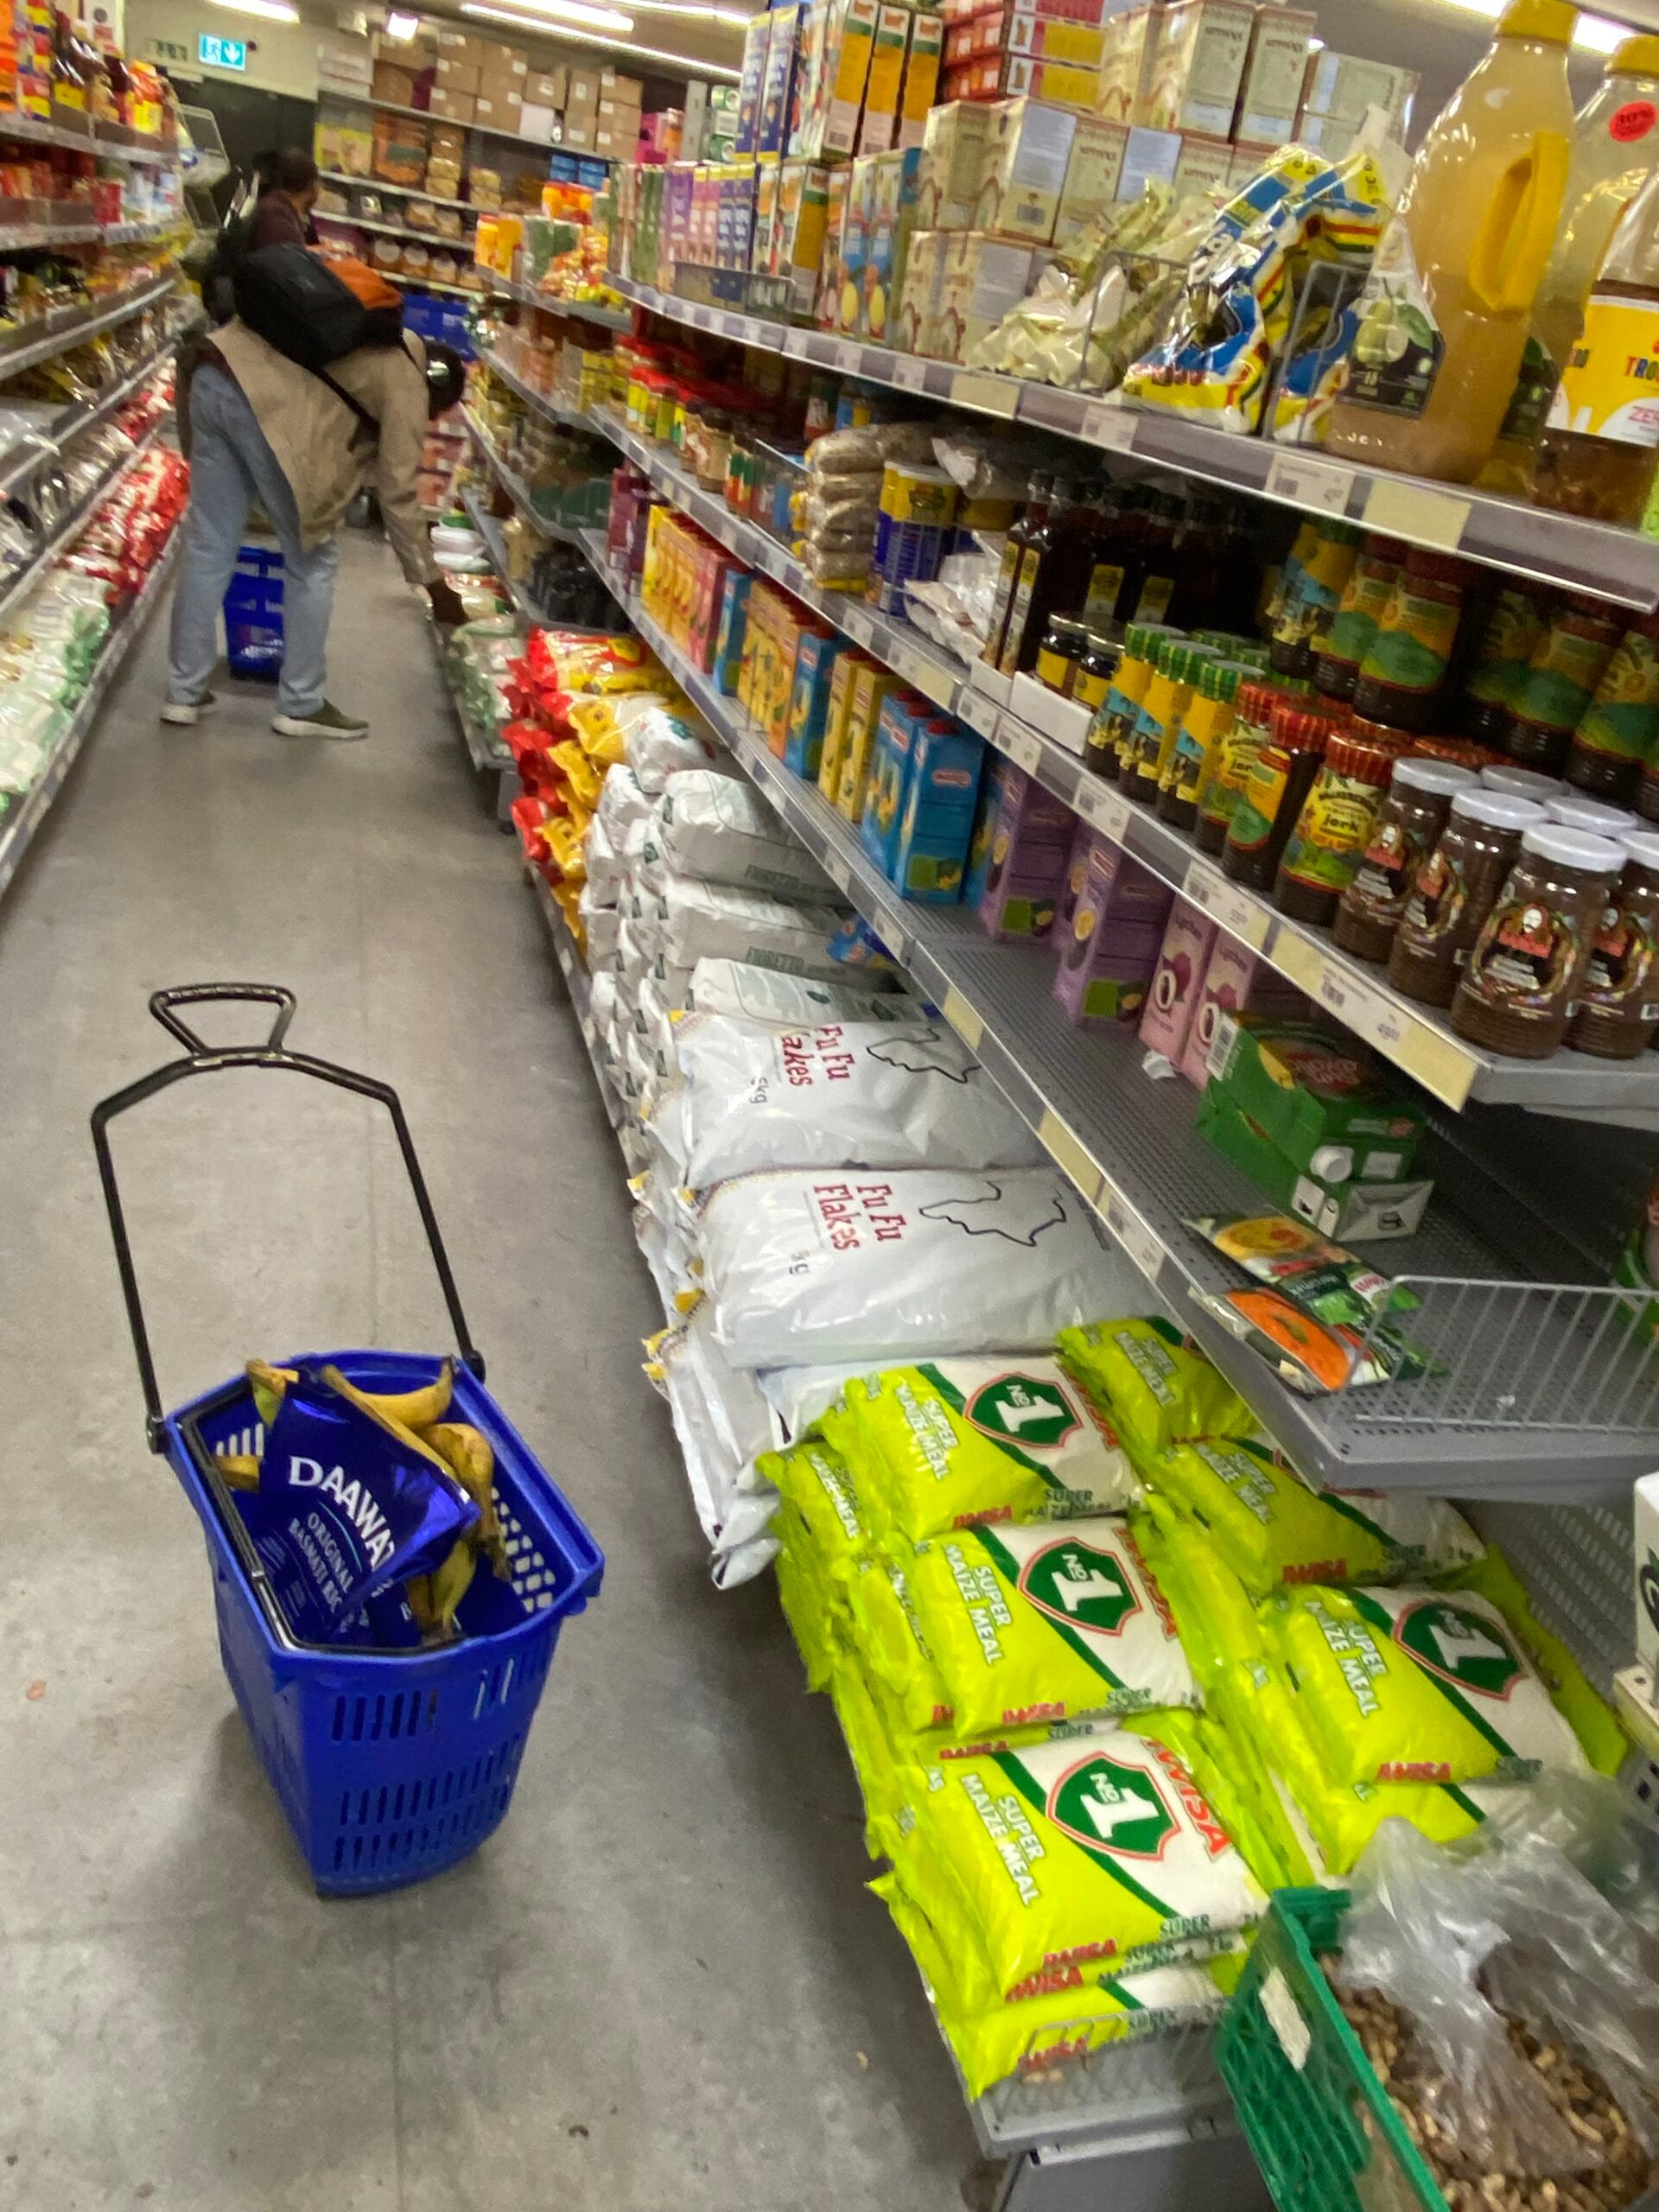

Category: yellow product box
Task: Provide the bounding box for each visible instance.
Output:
[1096,3,1162,124]
[820,0,881,157]
[915,99,996,231]
[817,647,875,801]
[1000,56,1102,112]
[1144,0,1255,136]
[776,159,834,313]
[817,167,855,327]
[1007,13,1105,66]
[753,158,781,272]
[974,98,1079,246]
[1234,5,1317,145]
[894,226,950,354]
[936,231,1046,364]
[858,3,912,155]
[898,9,944,152]
[1116,121,1182,200]
[837,664,903,820]
[1056,115,1129,231]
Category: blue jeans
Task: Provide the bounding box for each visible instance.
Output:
[168,365,339,717]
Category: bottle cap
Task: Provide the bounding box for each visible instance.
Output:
[1451,791,1549,830]
[1618,830,1659,870]
[1547,792,1638,834]
[1610,33,1659,72]
[1309,1145,1357,1183]
[1393,758,1480,798]
[1518,825,1627,874]
[1482,763,1565,800]
[1268,705,1334,753]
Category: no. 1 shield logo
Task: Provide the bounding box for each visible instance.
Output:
[1047,1753,1177,1860]
[1393,1599,1526,1700]
[1018,1538,1140,1635]
[965,1373,1081,1450]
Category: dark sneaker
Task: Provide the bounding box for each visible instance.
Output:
[271,702,370,740]
[160,691,217,726]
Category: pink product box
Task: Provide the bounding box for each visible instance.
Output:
[1139,899,1218,1062]
[1177,936,1306,1087]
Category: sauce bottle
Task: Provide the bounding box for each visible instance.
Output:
[1323,0,1575,484]
[1127,639,1216,805]
[1193,678,1317,854]
[1533,161,1659,524]
[1334,757,1479,963]
[1223,705,1333,890]
[1162,658,1254,832]
[1124,489,1182,625]
[1313,537,1407,703]
[1351,550,1472,733]
[1506,596,1625,767]
[1567,827,1659,1054]
[1461,582,1554,743]
[1275,731,1405,927]
[1567,613,1659,801]
[1389,791,1548,1004]
[1451,824,1627,1053]
[1484,35,1659,493]
[982,470,1050,671]
[999,477,1093,678]
[1086,622,1177,784]
[1270,520,1363,682]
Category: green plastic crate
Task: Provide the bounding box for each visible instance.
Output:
[1217,1888,1448,2212]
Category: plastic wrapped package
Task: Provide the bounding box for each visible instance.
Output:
[671,1014,1044,1185]
[684,957,906,1027]
[654,1307,782,1586]
[651,772,835,903]
[626,706,734,794]
[698,1166,1148,1368]
[654,876,849,980]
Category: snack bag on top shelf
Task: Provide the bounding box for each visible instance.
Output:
[1055,1316,1255,1471]
[831,1357,1140,1544]
[1122,146,1395,436]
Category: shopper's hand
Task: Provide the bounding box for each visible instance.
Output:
[427,577,467,627]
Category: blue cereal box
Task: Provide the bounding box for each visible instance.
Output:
[785,630,852,778]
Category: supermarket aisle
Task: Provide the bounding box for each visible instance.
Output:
[0,536,976,2212]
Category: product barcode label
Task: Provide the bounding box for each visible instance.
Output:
[1104,1192,1165,1287]
[1263,450,1353,518]
[1002,722,1042,774]
[1075,779,1131,842]
[1080,403,1138,454]
[1183,858,1269,949]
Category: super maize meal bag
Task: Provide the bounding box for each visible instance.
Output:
[1264,1581,1591,1788]
[829,1357,1140,1544]
[874,1872,1225,2100]
[1146,1433,1483,1595]
[1056,1317,1255,1466]
[893,1713,1270,2004]
[896,1515,1198,1740]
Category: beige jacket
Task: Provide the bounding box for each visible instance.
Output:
[208,319,440,587]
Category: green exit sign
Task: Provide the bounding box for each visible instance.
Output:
[198,32,247,68]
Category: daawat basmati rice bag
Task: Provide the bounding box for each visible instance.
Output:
[874,1872,1224,2100]
[685,957,904,1026]
[701,1169,1146,1370]
[1263,1582,1590,1788]
[1057,1318,1255,1466]
[674,1016,1043,1187]
[832,1358,1139,1545]
[902,1517,1198,1739]
[1147,1434,1482,1597]
[896,1714,1269,2000]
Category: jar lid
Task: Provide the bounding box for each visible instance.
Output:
[1083,628,1118,656]
[1327,734,1399,781]
[1480,763,1564,799]
[1518,825,1629,874]
[1611,32,1659,71]
[1450,791,1549,829]
[1408,733,1488,766]
[1048,616,1090,645]
[1393,758,1479,797]
[1619,830,1659,870]
[1237,678,1287,722]
[1547,793,1638,834]
[1268,704,1334,753]
[1203,658,1257,702]
[1125,623,1177,659]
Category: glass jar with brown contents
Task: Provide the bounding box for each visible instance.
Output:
[1351,550,1471,733]
[1452,826,1627,1056]
[1223,706,1332,891]
[1035,615,1090,696]
[1072,629,1119,714]
[1566,830,1659,1058]
[1506,598,1625,770]
[1389,791,1548,1007]
[1274,732,1406,927]
[1334,757,1478,963]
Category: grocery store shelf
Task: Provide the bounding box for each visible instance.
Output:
[316,85,618,159]
[475,343,600,435]
[0,519,179,905]
[528,864,626,1136]
[462,412,590,545]
[317,208,476,251]
[0,110,181,163]
[620,583,1659,1503]
[318,168,474,214]
[610,273,1659,615]
[460,482,565,629]
[49,316,188,453]
[0,409,170,638]
[483,270,630,329]
[102,218,178,246]
[0,270,177,384]
[383,270,480,301]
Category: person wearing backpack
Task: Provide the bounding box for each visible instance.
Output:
[247,148,320,253]
[164,247,469,739]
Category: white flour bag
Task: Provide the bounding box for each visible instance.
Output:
[653,772,835,905]
[675,1015,1043,1185]
[702,1168,1145,1369]
[657,1321,780,1586]
[626,709,733,795]
[657,878,850,980]
[597,764,651,840]
[686,957,906,1025]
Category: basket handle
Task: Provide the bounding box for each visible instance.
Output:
[91,984,485,1452]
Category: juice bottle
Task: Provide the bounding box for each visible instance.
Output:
[1485,35,1659,492]
[1532,165,1659,524]
[1324,0,1575,485]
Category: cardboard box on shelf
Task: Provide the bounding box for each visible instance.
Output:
[562,115,596,150]
[434,55,480,92]
[760,2,802,156]
[518,102,556,143]
[898,7,944,149]
[861,144,921,340]
[601,68,644,99]
[1144,0,1254,136]
[1173,130,1232,193]
[1007,11,1105,62]
[318,31,373,89]
[1116,120,1180,197]
[683,78,710,160]
[774,157,832,313]
[595,125,639,157]
[935,230,1046,360]
[857,2,912,153]
[434,29,491,64]
[429,123,467,159]
[1234,5,1317,145]
[752,159,781,271]
[373,29,435,60]
[371,60,419,108]
[1095,3,1160,124]
[735,12,772,154]
[916,98,995,229]
[568,67,602,106]
[427,87,475,124]
[997,54,1102,109]
[525,67,568,106]
[474,93,524,135]
[819,0,880,156]
[975,97,1078,245]
[598,94,642,124]
[1058,114,1128,229]
[894,224,948,352]
[1300,48,1417,130]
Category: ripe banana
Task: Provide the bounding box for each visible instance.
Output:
[428,1535,476,1638]
[318,1363,455,1479]
[245,1360,298,1428]
[341,1358,456,1433]
[213,1451,261,1492]
[425,1421,511,1580]
[405,1573,438,1639]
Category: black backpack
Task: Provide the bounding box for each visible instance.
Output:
[231,242,404,373]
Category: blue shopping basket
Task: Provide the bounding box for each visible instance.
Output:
[224,544,284,681]
[91,986,605,1897]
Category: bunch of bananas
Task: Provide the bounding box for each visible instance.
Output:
[215,1357,511,1645]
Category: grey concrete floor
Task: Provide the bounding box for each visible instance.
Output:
[0,537,982,2212]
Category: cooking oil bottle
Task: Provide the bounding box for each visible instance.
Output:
[1324,0,1576,485]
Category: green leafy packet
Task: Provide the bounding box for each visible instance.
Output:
[1185,1212,1420,1329]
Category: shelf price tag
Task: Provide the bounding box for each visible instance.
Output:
[950,372,1021,419]
[1001,721,1042,774]
[870,899,910,960]
[833,340,861,373]
[1037,1108,1103,1204]
[958,692,999,741]
[1183,857,1269,949]
[1103,1191,1166,1288]
[1075,778,1131,842]
[825,850,854,896]
[941,982,986,1050]
[1079,402,1138,454]
[1263,451,1353,518]
[1360,476,1471,551]
[842,604,874,647]
[891,356,927,391]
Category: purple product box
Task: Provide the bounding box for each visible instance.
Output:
[1139,899,1219,1062]
[963,755,1008,910]
[994,762,1077,848]
[979,869,1067,942]
[1052,840,1170,1025]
